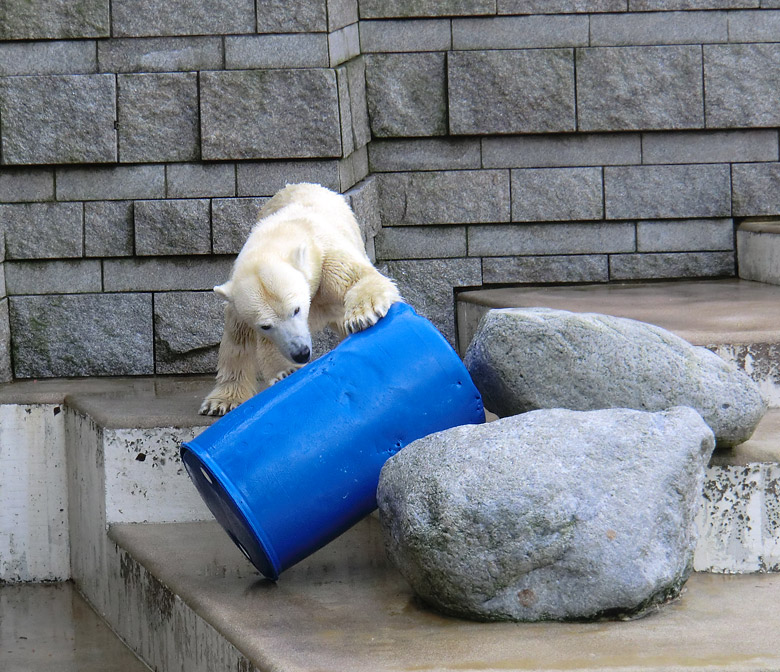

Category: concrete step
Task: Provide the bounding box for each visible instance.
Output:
[0,376,218,583]
[457,278,780,406]
[1,354,779,670]
[0,581,151,672]
[738,219,780,286]
[103,517,780,672]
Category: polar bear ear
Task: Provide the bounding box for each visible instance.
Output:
[213,281,233,301]
[290,245,309,272]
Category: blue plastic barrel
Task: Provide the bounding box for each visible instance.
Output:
[181,302,484,580]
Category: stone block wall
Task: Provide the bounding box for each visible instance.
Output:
[0,0,372,380]
[0,0,778,378]
[365,2,780,343]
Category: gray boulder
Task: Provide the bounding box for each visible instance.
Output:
[377,407,715,622]
[465,308,766,448]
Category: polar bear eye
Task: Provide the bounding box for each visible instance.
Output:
[260,324,272,331]
[293,307,300,316]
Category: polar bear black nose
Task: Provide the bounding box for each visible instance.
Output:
[291,346,311,364]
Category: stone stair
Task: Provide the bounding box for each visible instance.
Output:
[2,278,780,671]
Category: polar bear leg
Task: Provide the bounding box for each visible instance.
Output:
[256,336,304,385]
[199,305,259,416]
[342,270,402,334]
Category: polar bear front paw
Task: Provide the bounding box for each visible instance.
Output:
[343,295,398,334]
[199,383,254,416]
[199,395,242,416]
[343,275,401,334]
[267,367,301,385]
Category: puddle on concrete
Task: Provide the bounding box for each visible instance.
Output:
[0,582,149,672]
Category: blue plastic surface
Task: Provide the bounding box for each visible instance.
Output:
[181,302,484,580]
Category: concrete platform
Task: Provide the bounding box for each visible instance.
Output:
[0,582,150,672]
[0,375,219,429]
[108,517,780,672]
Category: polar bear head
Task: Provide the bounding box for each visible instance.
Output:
[215,249,315,365]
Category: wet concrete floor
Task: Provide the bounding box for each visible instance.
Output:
[0,582,149,671]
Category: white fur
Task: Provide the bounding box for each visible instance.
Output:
[200,183,401,416]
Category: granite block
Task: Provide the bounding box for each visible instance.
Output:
[705,44,780,128]
[378,258,482,346]
[642,130,779,164]
[134,199,211,256]
[483,133,641,168]
[452,15,588,49]
[4,260,102,295]
[236,161,341,196]
[337,65,356,157]
[468,222,636,256]
[9,293,154,377]
[84,201,134,257]
[511,168,603,222]
[0,74,116,165]
[577,46,703,131]
[375,226,467,260]
[0,169,54,202]
[0,0,109,40]
[98,37,223,73]
[345,176,382,241]
[166,164,236,199]
[56,165,165,201]
[112,0,255,37]
[377,170,510,225]
[637,219,735,252]
[629,0,756,8]
[225,34,329,69]
[0,40,96,76]
[211,198,267,255]
[732,163,780,217]
[482,255,609,284]
[359,0,496,17]
[365,53,447,137]
[605,164,731,219]
[328,0,359,30]
[590,11,727,46]
[117,73,199,163]
[0,203,83,260]
[498,0,626,11]
[728,9,780,41]
[346,57,371,149]
[0,300,10,381]
[103,257,234,292]
[338,145,370,191]
[154,291,223,374]
[256,0,328,32]
[329,23,361,66]
[369,138,481,172]
[609,251,735,280]
[200,69,342,160]
[360,19,452,52]
[449,49,576,134]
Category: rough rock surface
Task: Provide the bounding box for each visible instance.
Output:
[465,308,766,447]
[377,407,715,622]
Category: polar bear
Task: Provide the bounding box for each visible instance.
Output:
[200,182,401,416]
